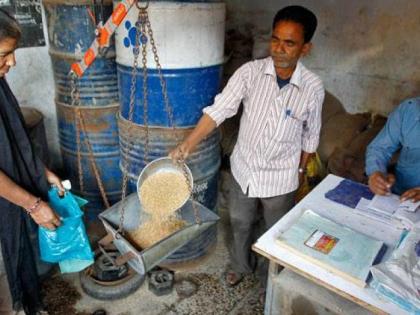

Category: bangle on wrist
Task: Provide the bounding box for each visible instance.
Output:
[25,198,41,214]
[298,167,306,174]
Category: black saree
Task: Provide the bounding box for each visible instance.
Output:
[0,77,49,314]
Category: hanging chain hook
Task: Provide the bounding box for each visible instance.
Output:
[144,9,202,225]
[69,63,110,209]
[118,3,202,235]
[70,73,84,195]
[117,7,144,236]
[135,0,149,10]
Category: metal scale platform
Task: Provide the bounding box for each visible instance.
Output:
[99,193,219,276]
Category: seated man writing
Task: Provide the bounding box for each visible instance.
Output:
[365,97,420,202]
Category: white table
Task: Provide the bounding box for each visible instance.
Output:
[253,174,408,315]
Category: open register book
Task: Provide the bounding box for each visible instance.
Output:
[275,210,387,287]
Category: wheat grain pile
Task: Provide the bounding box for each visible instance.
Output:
[139,171,190,216]
[129,215,186,249]
[131,171,190,249]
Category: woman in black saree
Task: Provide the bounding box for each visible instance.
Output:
[0,9,64,315]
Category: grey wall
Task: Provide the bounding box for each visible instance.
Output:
[7,47,58,165]
[225,0,420,115]
[7,8,59,168]
[5,1,420,169]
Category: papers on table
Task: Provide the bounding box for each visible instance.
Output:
[355,198,394,226]
[399,199,420,213]
[326,179,420,230]
[367,194,400,216]
[367,194,419,215]
[355,194,420,229]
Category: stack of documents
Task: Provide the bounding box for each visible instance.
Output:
[275,210,387,287]
[398,199,420,213]
[363,194,420,229]
[368,194,419,215]
[325,179,420,229]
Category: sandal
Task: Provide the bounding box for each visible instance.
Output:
[258,288,266,305]
[225,270,244,287]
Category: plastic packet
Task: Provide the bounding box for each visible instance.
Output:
[38,186,93,273]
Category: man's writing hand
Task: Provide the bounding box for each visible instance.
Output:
[368,171,395,195]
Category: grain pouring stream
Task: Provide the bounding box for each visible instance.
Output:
[131,171,191,249]
[139,171,190,215]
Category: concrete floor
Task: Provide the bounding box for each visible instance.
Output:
[59,171,264,315]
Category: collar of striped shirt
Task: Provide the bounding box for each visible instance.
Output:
[263,58,303,89]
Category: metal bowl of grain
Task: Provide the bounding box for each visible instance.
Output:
[137,157,193,216]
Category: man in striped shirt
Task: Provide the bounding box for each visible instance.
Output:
[171,5,324,299]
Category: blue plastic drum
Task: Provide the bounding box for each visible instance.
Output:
[116,1,225,263]
[44,0,122,218]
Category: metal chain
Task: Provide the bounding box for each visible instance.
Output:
[144,14,175,138]
[78,110,110,209]
[144,11,201,224]
[117,8,143,235]
[135,0,149,10]
[70,72,110,209]
[70,74,84,194]
[140,13,149,163]
[118,5,201,232]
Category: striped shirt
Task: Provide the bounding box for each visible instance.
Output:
[203,57,325,198]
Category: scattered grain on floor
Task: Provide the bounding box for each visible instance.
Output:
[161,273,263,315]
[42,276,89,315]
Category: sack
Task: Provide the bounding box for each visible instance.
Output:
[327,116,388,184]
[318,112,371,163]
[327,148,367,183]
[321,91,345,125]
[39,187,94,273]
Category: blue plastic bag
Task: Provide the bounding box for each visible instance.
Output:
[39,187,94,273]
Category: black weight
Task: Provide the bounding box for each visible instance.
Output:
[80,251,144,300]
[93,251,128,282]
[148,270,174,296]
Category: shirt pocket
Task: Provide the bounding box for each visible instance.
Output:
[264,114,303,161]
[399,145,420,167]
[399,122,420,166]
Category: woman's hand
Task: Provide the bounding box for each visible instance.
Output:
[45,168,65,195]
[29,200,61,230]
